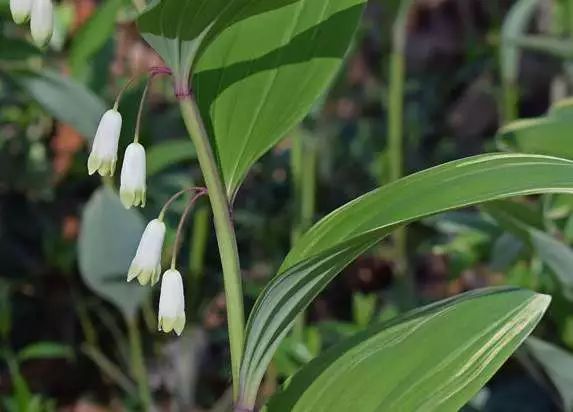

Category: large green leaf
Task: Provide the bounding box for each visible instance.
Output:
[78,187,148,318]
[136,0,299,86]
[527,337,573,411]
[194,0,366,196]
[238,153,573,405]
[266,288,549,412]
[9,69,106,139]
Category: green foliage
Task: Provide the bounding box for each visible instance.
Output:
[9,69,106,138]
[498,99,573,160]
[147,140,196,176]
[239,153,573,405]
[17,342,73,362]
[527,337,573,411]
[194,0,366,195]
[78,186,148,318]
[69,0,125,77]
[267,288,549,412]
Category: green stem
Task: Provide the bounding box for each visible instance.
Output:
[387,1,416,307]
[189,202,211,316]
[502,78,519,123]
[290,129,317,341]
[126,316,151,411]
[179,96,244,400]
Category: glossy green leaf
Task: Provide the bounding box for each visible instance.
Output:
[147,140,196,176]
[10,69,106,139]
[527,337,573,411]
[70,0,124,77]
[194,0,366,196]
[266,288,550,412]
[239,153,573,405]
[136,0,298,85]
[78,186,148,318]
[17,342,73,362]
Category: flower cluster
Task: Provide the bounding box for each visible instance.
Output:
[86,70,201,336]
[10,0,54,47]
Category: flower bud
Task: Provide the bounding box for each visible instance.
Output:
[158,269,185,335]
[128,219,165,286]
[88,109,122,176]
[120,142,147,209]
[10,0,32,24]
[30,0,53,48]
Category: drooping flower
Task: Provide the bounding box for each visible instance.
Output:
[127,219,165,286]
[158,269,185,335]
[120,142,146,209]
[30,0,53,48]
[88,109,122,176]
[10,0,32,24]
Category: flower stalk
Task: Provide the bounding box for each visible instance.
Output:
[179,94,244,400]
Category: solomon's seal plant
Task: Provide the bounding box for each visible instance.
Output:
[11,0,573,411]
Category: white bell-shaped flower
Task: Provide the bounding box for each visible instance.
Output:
[128,219,165,285]
[30,0,53,48]
[120,142,146,209]
[158,269,185,335]
[88,109,122,177]
[10,0,32,24]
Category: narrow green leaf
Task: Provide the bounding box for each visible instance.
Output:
[266,288,550,412]
[70,0,124,77]
[239,153,573,405]
[194,0,366,195]
[17,342,73,362]
[527,337,573,411]
[9,69,106,139]
[78,186,148,318]
[0,38,40,61]
[146,140,196,176]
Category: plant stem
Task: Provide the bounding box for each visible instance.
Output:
[387,0,416,308]
[126,316,151,411]
[290,128,317,341]
[179,96,244,400]
[189,202,211,315]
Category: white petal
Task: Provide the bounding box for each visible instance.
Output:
[10,0,32,24]
[88,109,122,176]
[127,219,165,284]
[120,143,147,208]
[158,269,185,334]
[30,0,53,48]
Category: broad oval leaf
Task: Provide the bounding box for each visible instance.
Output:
[265,288,550,412]
[239,153,573,404]
[194,0,366,196]
[79,186,148,318]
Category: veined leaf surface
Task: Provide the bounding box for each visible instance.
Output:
[239,153,573,405]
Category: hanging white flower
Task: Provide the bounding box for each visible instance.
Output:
[128,219,165,286]
[30,0,53,48]
[10,0,32,24]
[120,142,146,209]
[158,269,186,335]
[88,109,122,177]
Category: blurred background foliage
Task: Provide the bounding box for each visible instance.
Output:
[1,0,573,410]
